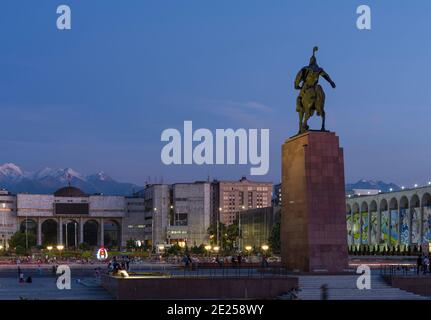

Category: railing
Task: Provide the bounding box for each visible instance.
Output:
[380,264,417,276]
[129,264,292,279]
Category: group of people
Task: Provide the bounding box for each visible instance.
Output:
[17,266,32,284]
[108,257,130,277]
[416,254,431,274]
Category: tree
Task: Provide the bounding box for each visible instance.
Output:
[225,220,239,251]
[268,207,281,253]
[207,222,231,250]
[268,221,281,253]
[9,231,36,253]
[126,239,136,250]
[167,244,182,255]
[78,242,91,251]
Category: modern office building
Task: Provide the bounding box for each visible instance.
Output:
[211,177,273,226]
[273,183,282,206]
[240,206,279,251]
[168,182,211,246]
[135,184,170,248]
[135,182,212,248]
[0,189,17,249]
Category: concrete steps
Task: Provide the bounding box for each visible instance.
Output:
[281,275,429,300]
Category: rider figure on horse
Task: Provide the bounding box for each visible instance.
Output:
[295,47,336,134]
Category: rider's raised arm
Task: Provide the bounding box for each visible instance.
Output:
[320,69,336,88]
[294,68,305,90]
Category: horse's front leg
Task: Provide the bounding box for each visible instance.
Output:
[320,109,326,131]
[298,111,304,134]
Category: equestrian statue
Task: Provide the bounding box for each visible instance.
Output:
[294,46,336,134]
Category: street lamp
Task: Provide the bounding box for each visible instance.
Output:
[213,246,220,253]
[47,246,53,252]
[57,245,64,258]
[245,245,252,252]
[204,245,212,257]
[261,244,269,252]
[152,207,157,254]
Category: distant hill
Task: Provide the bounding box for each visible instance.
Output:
[345,179,401,194]
[0,163,142,195]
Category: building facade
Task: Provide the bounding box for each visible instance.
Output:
[135,182,212,248]
[240,206,278,251]
[0,186,148,249]
[211,177,273,226]
[169,182,211,246]
[0,189,17,249]
[346,186,431,247]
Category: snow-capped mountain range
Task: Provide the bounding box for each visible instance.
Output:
[345,179,401,193]
[0,163,142,195]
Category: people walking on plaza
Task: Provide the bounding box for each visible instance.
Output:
[230,256,236,266]
[416,255,423,274]
[125,256,130,271]
[215,255,222,267]
[417,255,423,275]
[321,284,328,300]
[237,254,242,267]
[183,254,192,269]
[261,255,269,268]
[423,255,429,275]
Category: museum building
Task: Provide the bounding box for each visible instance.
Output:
[0,186,147,249]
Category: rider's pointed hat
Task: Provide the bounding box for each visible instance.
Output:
[309,46,318,65]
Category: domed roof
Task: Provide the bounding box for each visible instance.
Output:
[54,186,87,197]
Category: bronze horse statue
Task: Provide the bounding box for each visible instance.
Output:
[294,47,336,134]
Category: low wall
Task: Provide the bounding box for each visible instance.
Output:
[102,275,298,300]
[383,276,431,296]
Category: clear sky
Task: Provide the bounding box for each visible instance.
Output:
[0,0,430,186]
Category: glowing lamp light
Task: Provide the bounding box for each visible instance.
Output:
[213,246,220,252]
[56,245,64,251]
[389,188,393,192]
[401,186,405,190]
[46,246,53,251]
[261,245,269,251]
[158,245,165,251]
[245,245,252,251]
[414,184,418,188]
[96,247,108,261]
[204,245,212,251]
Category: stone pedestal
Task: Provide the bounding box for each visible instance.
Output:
[281,131,348,272]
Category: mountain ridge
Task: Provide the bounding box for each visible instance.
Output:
[0,163,142,196]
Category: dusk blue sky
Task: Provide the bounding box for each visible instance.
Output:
[0,1,430,186]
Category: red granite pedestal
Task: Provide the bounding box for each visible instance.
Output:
[281,131,348,272]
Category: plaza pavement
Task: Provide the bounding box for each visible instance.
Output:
[0,277,112,300]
